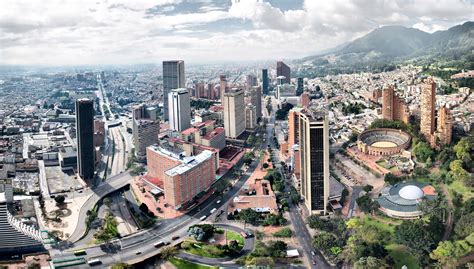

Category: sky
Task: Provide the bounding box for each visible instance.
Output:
[0,0,473,66]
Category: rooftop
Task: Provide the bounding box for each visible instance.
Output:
[165,150,213,176]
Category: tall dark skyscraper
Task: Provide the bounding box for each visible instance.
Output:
[76,98,95,182]
[277,61,291,84]
[297,77,304,95]
[299,109,329,215]
[163,60,185,121]
[261,69,269,95]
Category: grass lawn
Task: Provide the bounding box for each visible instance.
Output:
[168,257,217,269]
[183,241,226,258]
[448,179,473,200]
[361,215,397,234]
[386,244,420,269]
[226,231,245,249]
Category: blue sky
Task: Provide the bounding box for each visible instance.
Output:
[0,0,472,65]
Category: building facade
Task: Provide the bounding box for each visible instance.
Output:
[163,60,185,121]
[146,143,216,209]
[262,69,269,95]
[420,78,436,141]
[245,104,257,130]
[298,110,330,215]
[168,88,191,132]
[249,86,262,120]
[382,85,409,123]
[223,88,245,138]
[277,61,291,84]
[75,98,95,181]
[435,105,453,146]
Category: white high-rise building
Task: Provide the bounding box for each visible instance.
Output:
[168,88,191,132]
[223,88,245,139]
[245,104,257,130]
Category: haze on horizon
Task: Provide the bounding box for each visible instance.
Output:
[1,0,473,66]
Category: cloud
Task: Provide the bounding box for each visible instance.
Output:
[0,0,472,65]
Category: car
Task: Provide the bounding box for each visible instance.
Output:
[216,200,221,204]
[171,236,180,240]
[135,251,142,255]
[312,259,316,265]
[311,251,316,256]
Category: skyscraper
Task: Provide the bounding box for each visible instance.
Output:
[223,88,245,138]
[435,105,453,146]
[246,74,257,89]
[277,61,291,84]
[262,69,269,95]
[299,109,329,215]
[420,77,436,141]
[219,75,227,105]
[249,86,262,120]
[76,98,95,182]
[245,104,257,130]
[168,88,191,132]
[132,104,160,162]
[163,60,185,121]
[288,107,303,149]
[297,77,304,95]
[382,85,410,123]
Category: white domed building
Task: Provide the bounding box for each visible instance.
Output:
[376,182,437,219]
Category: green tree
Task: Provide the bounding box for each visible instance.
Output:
[54,195,66,205]
[395,219,442,262]
[413,142,434,163]
[449,160,472,186]
[267,240,287,258]
[239,208,260,225]
[160,246,178,259]
[455,212,474,238]
[245,257,275,266]
[354,256,387,269]
[356,195,379,215]
[313,232,339,255]
[453,137,473,167]
[363,184,374,193]
[273,227,293,237]
[430,237,473,267]
[262,163,269,169]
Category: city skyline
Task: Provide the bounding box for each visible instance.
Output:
[1,0,473,65]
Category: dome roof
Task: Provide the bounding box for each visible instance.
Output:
[398,185,424,200]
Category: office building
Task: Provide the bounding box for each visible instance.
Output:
[420,78,436,142]
[146,142,216,209]
[299,109,330,215]
[300,92,310,107]
[75,98,95,181]
[245,104,257,130]
[435,105,453,146]
[223,88,245,139]
[163,60,185,121]
[249,86,262,120]
[93,119,105,147]
[297,77,304,94]
[277,61,291,84]
[382,85,409,124]
[168,88,191,132]
[220,75,227,105]
[262,69,269,95]
[246,74,257,89]
[288,107,303,149]
[133,104,160,162]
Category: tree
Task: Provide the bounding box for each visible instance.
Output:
[103,197,111,207]
[239,209,260,225]
[430,238,473,267]
[111,263,133,269]
[160,246,178,259]
[395,220,440,260]
[262,163,269,169]
[384,173,402,185]
[356,195,379,215]
[246,135,255,145]
[449,160,472,186]
[273,227,293,237]
[354,256,387,269]
[245,257,275,266]
[413,142,434,163]
[363,184,373,193]
[453,137,473,167]
[267,240,287,258]
[455,212,474,238]
[313,232,339,256]
[139,203,149,214]
[54,195,66,205]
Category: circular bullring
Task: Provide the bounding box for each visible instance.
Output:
[357,128,411,156]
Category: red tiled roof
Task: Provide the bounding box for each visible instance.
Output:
[181,127,198,135]
[203,127,225,140]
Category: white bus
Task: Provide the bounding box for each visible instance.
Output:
[87,259,102,266]
[210,208,217,214]
[200,215,207,221]
[154,241,165,248]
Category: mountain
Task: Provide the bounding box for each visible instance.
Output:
[298,21,474,75]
